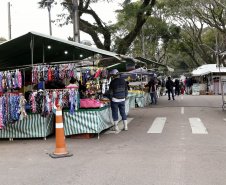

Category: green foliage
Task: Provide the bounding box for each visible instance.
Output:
[37,0,226,74]
[0,37,7,41]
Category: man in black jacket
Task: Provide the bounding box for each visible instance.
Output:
[166,76,175,100]
[174,78,180,96]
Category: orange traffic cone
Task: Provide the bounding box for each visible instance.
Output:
[50,104,73,158]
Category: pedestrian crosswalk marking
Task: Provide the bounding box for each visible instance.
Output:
[181,107,184,114]
[147,117,166,133]
[189,118,208,134]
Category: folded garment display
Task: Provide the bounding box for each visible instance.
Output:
[80,99,101,108]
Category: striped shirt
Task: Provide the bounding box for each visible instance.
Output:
[109,77,128,101]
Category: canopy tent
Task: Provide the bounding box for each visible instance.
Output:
[120,68,153,80]
[0,31,121,70]
[99,56,147,72]
[121,68,153,76]
[192,64,226,76]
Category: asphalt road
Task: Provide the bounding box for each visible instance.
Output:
[1,94,226,185]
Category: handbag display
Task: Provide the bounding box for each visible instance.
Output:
[80,99,101,108]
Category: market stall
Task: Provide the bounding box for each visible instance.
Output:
[0,31,128,139]
[63,98,130,137]
[127,91,151,108]
[192,64,226,95]
[121,68,153,108]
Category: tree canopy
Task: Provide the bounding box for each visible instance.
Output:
[37,0,226,74]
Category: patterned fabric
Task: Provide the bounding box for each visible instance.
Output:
[0,113,54,139]
[109,77,128,100]
[63,99,129,136]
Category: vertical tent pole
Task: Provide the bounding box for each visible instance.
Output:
[23,69,25,94]
[43,41,46,90]
[140,61,144,107]
[42,40,46,130]
[30,35,34,91]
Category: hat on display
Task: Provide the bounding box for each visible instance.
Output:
[110,69,119,75]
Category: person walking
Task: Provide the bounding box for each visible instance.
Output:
[166,76,175,100]
[174,78,180,96]
[184,77,187,94]
[145,78,157,105]
[186,77,191,94]
[109,69,128,131]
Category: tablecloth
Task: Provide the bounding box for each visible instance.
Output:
[0,113,54,139]
[63,98,130,136]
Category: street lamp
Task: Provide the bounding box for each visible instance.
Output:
[45,0,54,36]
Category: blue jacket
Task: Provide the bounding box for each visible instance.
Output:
[186,78,191,87]
[109,77,128,100]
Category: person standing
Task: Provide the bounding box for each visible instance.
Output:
[174,78,180,96]
[145,78,157,104]
[166,76,175,100]
[186,77,191,94]
[161,78,166,95]
[109,69,128,131]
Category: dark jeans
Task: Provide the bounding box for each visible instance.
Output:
[111,101,127,121]
[175,88,180,95]
[168,89,174,99]
[150,92,157,104]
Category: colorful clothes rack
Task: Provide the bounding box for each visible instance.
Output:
[0,92,27,130]
[29,89,79,116]
[32,64,78,84]
[0,70,23,92]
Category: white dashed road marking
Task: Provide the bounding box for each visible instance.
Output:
[147,117,167,133]
[189,118,208,134]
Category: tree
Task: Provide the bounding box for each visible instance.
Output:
[162,0,225,68]
[114,1,181,65]
[0,37,7,41]
[38,0,157,55]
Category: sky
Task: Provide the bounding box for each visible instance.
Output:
[0,0,122,42]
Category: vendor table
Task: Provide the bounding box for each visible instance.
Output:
[63,98,130,137]
[0,113,54,140]
[127,92,151,108]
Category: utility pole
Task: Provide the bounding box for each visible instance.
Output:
[8,2,11,40]
[45,0,53,36]
[72,0,80,43]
